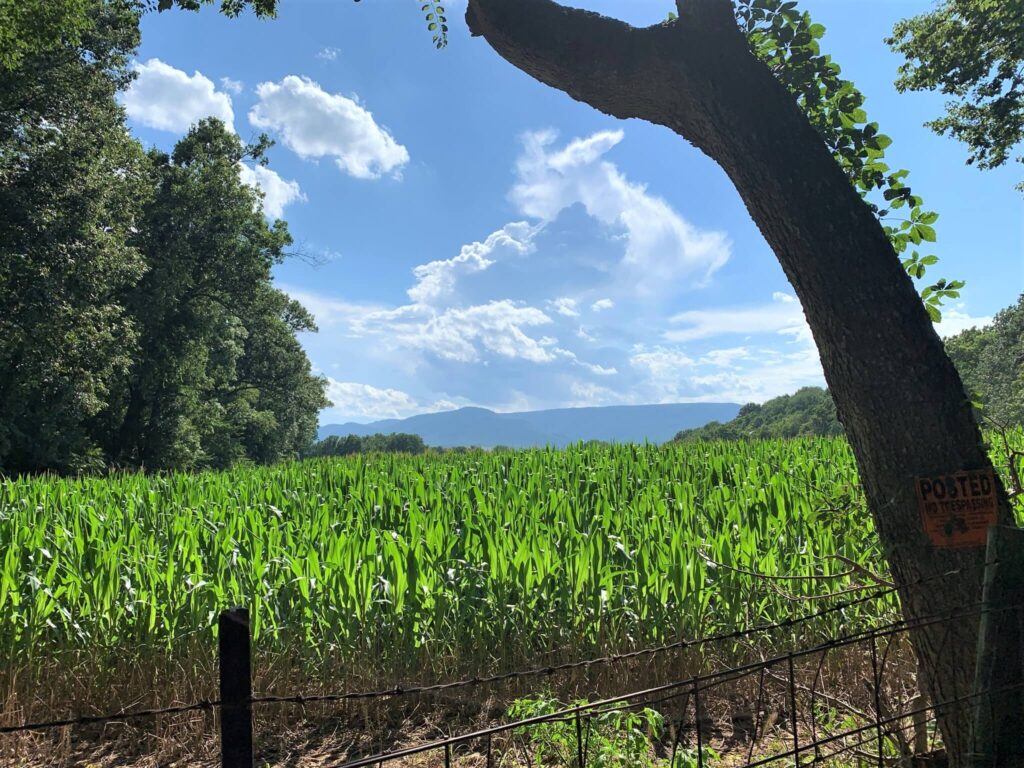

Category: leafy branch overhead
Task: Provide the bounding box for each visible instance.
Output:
[419,1,449,49]
[888,0,1024,191]
[734,0,962,321]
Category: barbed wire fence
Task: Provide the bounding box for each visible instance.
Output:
[1,531,1022,768]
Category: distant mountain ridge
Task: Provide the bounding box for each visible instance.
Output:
[318,402,742,448]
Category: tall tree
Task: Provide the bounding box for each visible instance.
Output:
[0,0,148,474]
[105,119,327,470]
[461,0,1014,761]
[0,0,328,474]
[889,0,1024,191]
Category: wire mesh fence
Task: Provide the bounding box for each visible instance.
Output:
[1,559,1022,768]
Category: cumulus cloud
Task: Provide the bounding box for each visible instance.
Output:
[356,300,557,363]
[316,47,340,61]
[249,76,409,179]
[122,58,234,132]
[325,380,420,420]
[237,163,306,220]
[291,129,766,416]
[510,129,731,294]
[408,223,535,305]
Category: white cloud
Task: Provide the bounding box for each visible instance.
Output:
[665,292,807,342]
[937,304,993,338]
[623,292,827,404]
[220,77,244,95]
[278,285,384,329]
[549,297,580,317]
[591,298,614,312]
[566,380,633,408]
[408,223,535,305]
[325,380,420,420]
[237,163,306,220]
[249,76,409,179]
[320,378,471,422]
[630,347,696,379]
[576,360,617,376]
[631,338,823,405]
[510,129,731,294]
[316,47,340,61]
[685,345,823,404]
[552,347,617,375]
[356,300,557,363]
[699,347,751,369]
[122,58,234,133]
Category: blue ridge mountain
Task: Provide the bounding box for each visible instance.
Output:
[318,402,741,448]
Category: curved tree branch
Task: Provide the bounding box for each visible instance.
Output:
[465,0,743,137]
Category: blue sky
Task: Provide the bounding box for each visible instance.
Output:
[125,0,1023,424]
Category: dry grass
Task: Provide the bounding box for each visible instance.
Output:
[1,638,928,768]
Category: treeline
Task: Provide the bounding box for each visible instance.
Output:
[0,2,327,474]
[944,295,1023,428]
[305,433,428,457]
[675,296,1023,443]
[674,387,842,442]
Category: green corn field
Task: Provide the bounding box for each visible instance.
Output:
[1,434,1020,701]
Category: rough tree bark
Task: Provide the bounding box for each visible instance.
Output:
[464,0,1017,763]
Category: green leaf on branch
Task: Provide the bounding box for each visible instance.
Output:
[735,0,964,321]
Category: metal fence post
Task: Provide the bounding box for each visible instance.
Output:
[220,607,253,768]
[970,526,1024,768]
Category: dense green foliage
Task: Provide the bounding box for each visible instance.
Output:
[508,696,668,768]
[945,294,1024,427]
[0,2,327,474]
[305,432,428,457]
[889,0,1024,191]
[0,0,278,72]
[674,387,841,443]
[0,0,93,70]
[0,1,149,473]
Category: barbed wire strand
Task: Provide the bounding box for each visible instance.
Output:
[0,699,218,736]
[0,562,998,738]
[326,599,1013,768]
[252,565,976,708]
[332,678,1024,768]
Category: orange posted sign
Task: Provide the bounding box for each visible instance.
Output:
[915,468,998,548]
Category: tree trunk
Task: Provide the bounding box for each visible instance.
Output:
[464,0,1016,763]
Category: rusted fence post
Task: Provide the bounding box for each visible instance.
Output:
[220,607,253,768]
[970,526,1024,768]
